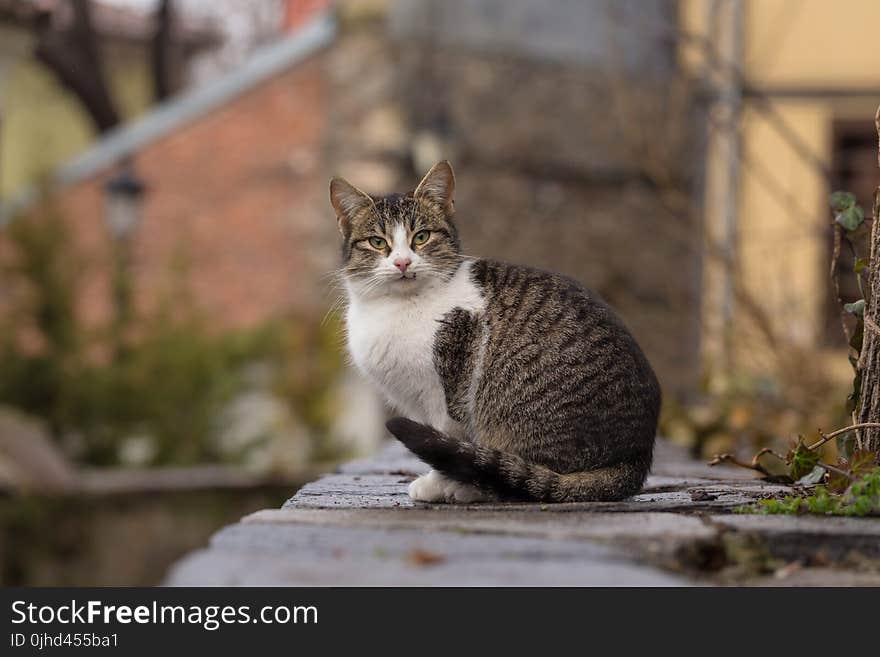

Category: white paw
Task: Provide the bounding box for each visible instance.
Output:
[408,470,448,502]
[408,470,491,504]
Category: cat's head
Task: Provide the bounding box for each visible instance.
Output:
[329,161,462,298]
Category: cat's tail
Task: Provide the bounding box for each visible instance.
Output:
[386,417,648,502]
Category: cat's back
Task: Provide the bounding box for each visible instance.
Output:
[470,258,627,338]
[470,258,659,399]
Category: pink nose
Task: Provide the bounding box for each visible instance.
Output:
[394,257,411,273]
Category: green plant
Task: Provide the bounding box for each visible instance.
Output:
[742,467,880,517]
[830,190,870,427]
[69,318,261,465]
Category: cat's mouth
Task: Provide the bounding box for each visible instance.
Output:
[397,273,417,281]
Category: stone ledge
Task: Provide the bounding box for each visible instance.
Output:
[165,440,880,586]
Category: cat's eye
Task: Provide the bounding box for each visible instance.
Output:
[412,230,430,246]
[368,236,387,250]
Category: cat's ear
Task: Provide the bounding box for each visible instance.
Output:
[414,160,455,215]
[329,177,373,234]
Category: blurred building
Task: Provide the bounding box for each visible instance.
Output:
[1,14,333,331]
[0,1,332,329]
[0,0,701,396]
[682,0,880,381]
[2,0,877,402]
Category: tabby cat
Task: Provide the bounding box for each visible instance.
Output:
[330,161,660,503]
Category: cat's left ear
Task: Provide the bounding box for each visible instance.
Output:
[414,160,455,215]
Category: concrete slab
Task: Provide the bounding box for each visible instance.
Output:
[711,514,880,560]
[244,507,718,543]
[166,522,690,586]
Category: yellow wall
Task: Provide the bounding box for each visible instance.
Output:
[681,0,880,85]
[743,0,880,88]
[681,0,880,379]
[736,102,828,356]
[0,39,154,199]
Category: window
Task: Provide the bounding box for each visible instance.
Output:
[824,120,878,346]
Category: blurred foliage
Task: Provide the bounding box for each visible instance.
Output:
[0,205,344,467]
[69,319,266,465]
[0,206,82,439]
[659,372,849,463]
[268,314,347,461]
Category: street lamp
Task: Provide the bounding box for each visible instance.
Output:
[103,165,145,357]
[104,166,145,240]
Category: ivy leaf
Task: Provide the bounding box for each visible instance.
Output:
[835,205,865,231]
[787,437,821,480]
[844,299,865,317]
[830,190,857,212]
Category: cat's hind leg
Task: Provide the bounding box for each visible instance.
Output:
[408,469,491,504]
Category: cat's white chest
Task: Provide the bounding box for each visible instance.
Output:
[345,262,484,429]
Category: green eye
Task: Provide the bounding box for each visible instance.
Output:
[412,230,430,246]
[368,236,387,249]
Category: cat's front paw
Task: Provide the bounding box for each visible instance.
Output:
[408,470,490,504]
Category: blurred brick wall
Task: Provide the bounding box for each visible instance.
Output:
[46,56,336,332]
[284,0,331,33]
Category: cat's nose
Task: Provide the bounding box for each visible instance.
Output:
[394,257,411,273]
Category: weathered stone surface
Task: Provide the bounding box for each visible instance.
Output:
[166,438,880,586]
[284,440,784,513]
[286,472,417,509]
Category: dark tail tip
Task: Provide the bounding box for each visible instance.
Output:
[386,416,434,451]
[386,416,416,436]
[386,416,468,478]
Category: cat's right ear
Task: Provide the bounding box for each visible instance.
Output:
[329,177,372,235]
[414,160,455,215]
